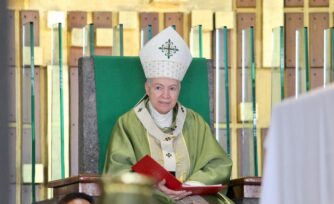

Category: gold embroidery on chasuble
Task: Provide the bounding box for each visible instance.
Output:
[134,100,190,182]
[146,131,190,182]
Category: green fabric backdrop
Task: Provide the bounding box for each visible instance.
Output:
[93,56,210,172]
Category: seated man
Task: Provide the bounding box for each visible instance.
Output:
[103,27,233,204]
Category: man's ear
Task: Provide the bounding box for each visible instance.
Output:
[145,82,150,96]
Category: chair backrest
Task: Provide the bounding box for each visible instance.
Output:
[93,56,210,172]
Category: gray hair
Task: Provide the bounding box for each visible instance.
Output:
[146,78,181,90]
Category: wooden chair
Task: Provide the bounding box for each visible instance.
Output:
[42,56,261,204]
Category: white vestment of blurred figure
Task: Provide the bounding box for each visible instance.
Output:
[261,85,334,204]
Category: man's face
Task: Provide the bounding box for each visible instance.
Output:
[145,77,180,114]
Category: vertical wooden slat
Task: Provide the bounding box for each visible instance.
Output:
[310,68,323,89]
[261,128,268,169]
[8,10,15,66]
[285,68,296,98]
[237,13,256,68]
[8,68,16,122]
[34,68,41,162]
[237,69,242,121]
[9,128,16,183]
[21,68,41,162]
[309,13,329,68]
[48,65,70,180]
[237,128,254,177]
[70,67,79,176]
[22,68,31,124]
[284,13,304,68]
[22,128,32,164]
[20,10,39,46]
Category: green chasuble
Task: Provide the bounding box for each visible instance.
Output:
[103,98,233,204]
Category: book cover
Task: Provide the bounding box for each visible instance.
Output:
[132,155,226,195]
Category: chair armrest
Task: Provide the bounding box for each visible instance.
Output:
[47,174,102,198]
[227,176,262,200]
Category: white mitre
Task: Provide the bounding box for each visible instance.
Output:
[139,26,192,81]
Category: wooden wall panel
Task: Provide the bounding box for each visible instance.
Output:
[284,13,303,68]
[9,185,15,204]
[285,0,303,7]
[261,128,268,169]
[285,68,296,98]
[22,127,41,164]
[213,69,231,123]
[70,67,79,176]
[237,0,256,8]
[34,68,41,139]
[8,10,15,66]
[309,0,329,7]
[68,11,87,29]
[20,10,40,46]
[140,12,159,37]
[69,47,83,67]
[309,13,328,68]
[8,128,16,183]
[218,129,228,152]
[22,68,40,125]
[119,11,138,29]
[22,68,41,162]
[93,12,113,56]
[237,13,256,68]
[22,128,32,163]
[236,69,253,122]
[8,68,16,122]
[237,69,242,116]
[237,128,255,177]
[94,47,112,56]
[68,12,87,177]
[164,12,183,37]
[310,68,323,89]
[22,185,42,204]
[22,69,31,123]
[93,12,112,28]
[191,10,213,31]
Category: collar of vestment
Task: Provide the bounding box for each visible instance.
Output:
[148,101,173,128]
[134,96,186,140]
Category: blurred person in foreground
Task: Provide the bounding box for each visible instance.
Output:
[58,192,94,204]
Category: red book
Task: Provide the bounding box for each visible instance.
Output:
[132,155,226,195]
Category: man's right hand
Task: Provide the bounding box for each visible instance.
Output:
[157,179,192,201]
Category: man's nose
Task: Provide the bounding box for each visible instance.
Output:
[162,89,170,98]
